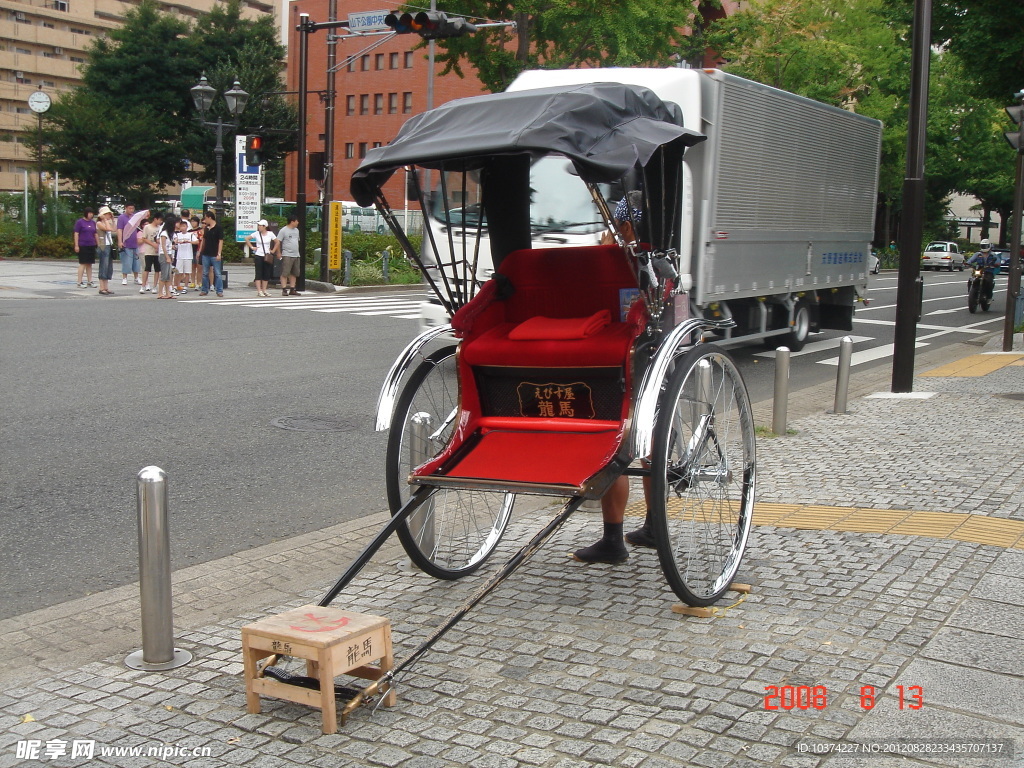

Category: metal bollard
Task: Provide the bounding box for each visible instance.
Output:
[833,336,854,414]
[772,347,790,435]
[343,249,352,286]
[406,413,436,557]
[125,467,192,670]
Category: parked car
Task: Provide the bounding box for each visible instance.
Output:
[869,250,880,274]
[921,241,964,271]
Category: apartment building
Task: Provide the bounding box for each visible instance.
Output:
[0,0,277,193]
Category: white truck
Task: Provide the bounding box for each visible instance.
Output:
[418,67,882,350]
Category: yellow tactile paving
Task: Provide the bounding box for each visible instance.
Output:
[615,500,1024,549]
[919,353,1023,377]
[831,509,914,533]
[888,511,973,537]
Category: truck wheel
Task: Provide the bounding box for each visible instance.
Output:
[783,304,810,352]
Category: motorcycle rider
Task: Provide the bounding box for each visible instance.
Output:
[967,239,1000,303]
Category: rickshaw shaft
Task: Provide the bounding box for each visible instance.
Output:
[317,486,438,608]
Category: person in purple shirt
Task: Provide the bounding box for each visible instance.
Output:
[117,203,141,286]
[73,207,98,288]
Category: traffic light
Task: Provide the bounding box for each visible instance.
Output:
[385,10,476,38]
[1006,105,1023,152]
[245,135,265,166]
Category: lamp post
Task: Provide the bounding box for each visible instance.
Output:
[190,74,249,215]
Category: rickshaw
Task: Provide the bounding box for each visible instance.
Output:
[268,82,756,715]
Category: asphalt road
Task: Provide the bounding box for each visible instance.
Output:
[731,268,1010,401]
[0,262,1009,619]
[0,269,418,619]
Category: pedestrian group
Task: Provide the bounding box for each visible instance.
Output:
[72,204,288,299]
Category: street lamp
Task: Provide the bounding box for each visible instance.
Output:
[190,73,249,215]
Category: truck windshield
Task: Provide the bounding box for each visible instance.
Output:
[428,156,607,237]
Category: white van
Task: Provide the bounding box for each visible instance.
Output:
[341,201,386,234]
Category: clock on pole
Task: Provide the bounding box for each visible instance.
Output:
[28,90,51,113]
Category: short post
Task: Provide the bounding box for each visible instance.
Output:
[772,347,790,435]
[382,250,390,283]
[125,466,192,670]
[833,336,854,414]
[343,249,352,286]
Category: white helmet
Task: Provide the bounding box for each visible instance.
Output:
[980,239,991,247]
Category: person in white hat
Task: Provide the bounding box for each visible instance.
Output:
[95,205,117,295]
[244,220,278,297]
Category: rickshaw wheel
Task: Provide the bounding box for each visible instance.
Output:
[649,344,756,606]
[385,345,515,579]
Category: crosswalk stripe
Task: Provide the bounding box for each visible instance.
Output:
[182,292,425,319]
[817,341,928,366]
[754,335,873,358]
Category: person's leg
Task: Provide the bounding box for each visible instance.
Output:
[77,262,85,286]
[572,475,629,564]
[212,258,223,295]
[200,255,210,293]
[625,468,656,547]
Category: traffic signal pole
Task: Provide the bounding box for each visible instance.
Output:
[891,0,932,393]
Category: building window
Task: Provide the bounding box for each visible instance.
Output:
[389,52,398,69]
[54,0,69,10]
[372,142,382,149]
[402,92,413,113]
[374,94,383,115]
[358,142,367,158]
[359,94,369,115]
[375,53,384,70]
[388,93,397,114]
[345,143,354,159]
[69,56,85,63]
[347,59,354,72]
[42,21,55,29]
[346,95,355,116]
[16,47,32,55]
[361,55,369,71]
[404,51,413,68]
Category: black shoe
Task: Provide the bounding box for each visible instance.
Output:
[625,523,657,548]
[572,538,628,564]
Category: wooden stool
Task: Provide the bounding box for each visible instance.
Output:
[241,605,396,733]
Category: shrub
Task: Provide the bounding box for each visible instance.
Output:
[34,235,75,260]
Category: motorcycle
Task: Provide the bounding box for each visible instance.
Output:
[967,265,994,313]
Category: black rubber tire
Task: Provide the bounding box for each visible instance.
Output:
[783,303,811,352]
[968,282,979,314]
[649,344,756,607]
[385,345,514,579]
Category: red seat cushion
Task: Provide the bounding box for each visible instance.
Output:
[462,321,636,368]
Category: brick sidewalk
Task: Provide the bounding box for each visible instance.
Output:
[2,337,1023,767]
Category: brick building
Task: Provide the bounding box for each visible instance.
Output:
[283,0,486,207]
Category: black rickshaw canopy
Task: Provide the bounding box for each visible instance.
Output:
[350,82,705,206]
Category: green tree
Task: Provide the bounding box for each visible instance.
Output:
[930,0,1024,102]
[419,1,721,94]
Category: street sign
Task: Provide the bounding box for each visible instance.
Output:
[348,10,390,32]
[328,201,343,270]
[235,134,262,242]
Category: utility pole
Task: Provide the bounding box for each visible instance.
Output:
[1002,90,1024,351]
[891,0,932,393]
[319,0,338,283]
